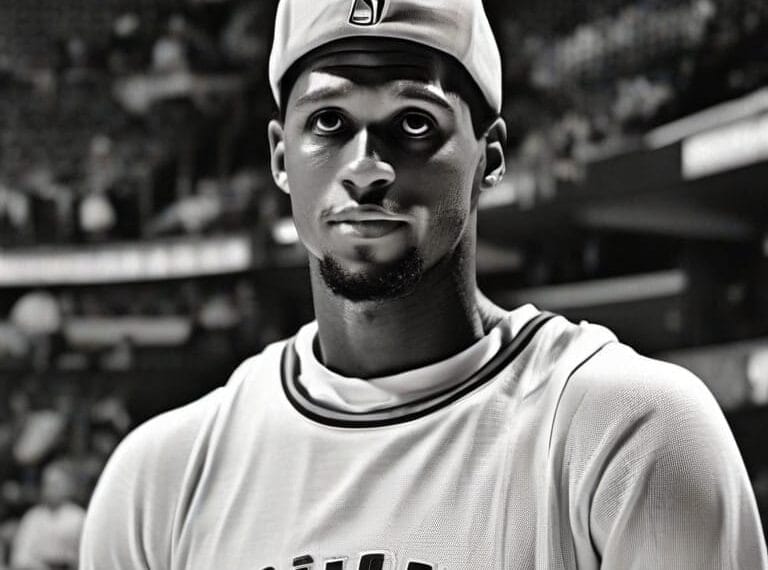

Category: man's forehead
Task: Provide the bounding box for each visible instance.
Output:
[298,69,448,100]
[288,45,455,108]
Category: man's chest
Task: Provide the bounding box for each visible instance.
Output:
[169,409,544,569]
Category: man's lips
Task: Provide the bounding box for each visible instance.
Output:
[325,205,411,224]
[331,220,406,239]
[325,206,411,239]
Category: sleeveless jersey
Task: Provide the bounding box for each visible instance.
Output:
[80,308,767,569]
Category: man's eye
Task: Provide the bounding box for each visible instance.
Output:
[400,112,435,138]
[311,111,345,135]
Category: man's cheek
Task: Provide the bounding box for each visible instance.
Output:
[442,202,471,237]
[289,205,319,255]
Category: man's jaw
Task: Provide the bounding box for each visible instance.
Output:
[318,248,424,302]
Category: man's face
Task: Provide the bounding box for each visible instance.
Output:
[269,42,493,300]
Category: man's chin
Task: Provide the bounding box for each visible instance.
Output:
[319,248,424,302]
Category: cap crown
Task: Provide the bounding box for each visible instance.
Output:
[269,0,502,113]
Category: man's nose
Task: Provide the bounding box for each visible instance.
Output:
[339,129,395,201]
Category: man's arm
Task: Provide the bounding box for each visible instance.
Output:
[80,356,256,569]
[79,389,222,570]
[563,343,767,569]
[80,420,165,570]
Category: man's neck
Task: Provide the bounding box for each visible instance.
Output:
[309,245,505,379]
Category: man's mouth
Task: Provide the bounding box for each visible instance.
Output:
[330,219,406,239]
[325,205,410,223]
[325,205,411,239]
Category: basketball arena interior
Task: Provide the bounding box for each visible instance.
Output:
[0,0,766,565]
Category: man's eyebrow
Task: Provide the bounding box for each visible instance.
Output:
[294,85,354,108]
[391,84,454,113]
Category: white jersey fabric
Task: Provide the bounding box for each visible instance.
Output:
[80,306,767,569]
[293,305,510,413]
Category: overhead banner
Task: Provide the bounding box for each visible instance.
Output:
[682,113,768,180]
[0,234,252,286]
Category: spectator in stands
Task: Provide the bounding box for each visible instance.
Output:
[152,14,220,74]
[78,190,116,242]
[76,421,123,502]
[10,291,63,373]
[10,459,85,570]
[0,182,32,245]
[57,36,95,84]
[152,15,191,74]
[0,509,18,568]
[108,13,147,75]
[220,2,270,66]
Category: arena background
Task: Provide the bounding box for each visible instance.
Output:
[0,0,766,565]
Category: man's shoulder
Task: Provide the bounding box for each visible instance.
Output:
[82,340,290,558]
[553,339,766,567]
[106,342,287,480]
[513,311,617,391]
[556,339,724,457]
[568,341,712,407]
[515,306,706,407]
[102,386,226,491]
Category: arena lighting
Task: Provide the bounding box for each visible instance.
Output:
[682,113,768,180]
[647,87,768,149]
[499,269,687,311]
[271,217,300,245]
[65,316,192,347]
[0,234,252,286]
[661,338,768,410]
[478,174,521,209]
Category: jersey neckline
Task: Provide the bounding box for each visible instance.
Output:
[293,312,507,413]
[280,311,555,428]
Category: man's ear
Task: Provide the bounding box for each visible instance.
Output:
[481,117,507,189]
[267,119,290,194]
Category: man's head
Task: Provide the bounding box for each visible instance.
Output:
[267,0,505,302]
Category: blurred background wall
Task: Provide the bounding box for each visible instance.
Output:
[0,0,766,566]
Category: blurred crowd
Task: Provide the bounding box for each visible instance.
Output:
[0,0,276,248]
[501,0,768,200]
[0,280,290,567]
[0,0,767,565]
[0,0,766,246]
[0,280,282,372]
[0,381,129,568]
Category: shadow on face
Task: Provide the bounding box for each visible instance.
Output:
[279,38,496,138]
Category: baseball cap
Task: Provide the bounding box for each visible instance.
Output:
[269,0,502,114]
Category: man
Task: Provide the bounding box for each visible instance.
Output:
[80,0,767,568]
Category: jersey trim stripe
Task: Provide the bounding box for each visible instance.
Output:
[280,312,556,428]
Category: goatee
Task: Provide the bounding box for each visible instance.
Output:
[319,248,424,302]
